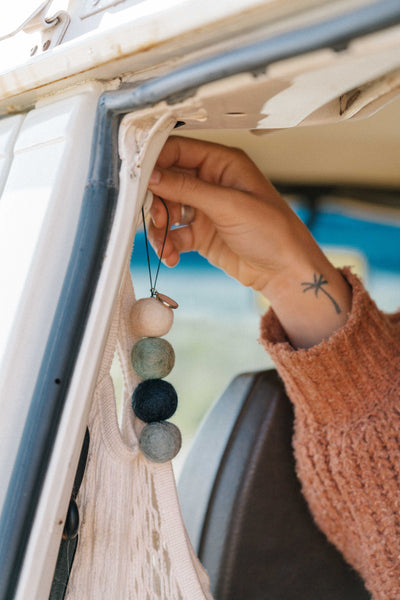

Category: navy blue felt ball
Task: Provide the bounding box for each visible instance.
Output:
[132,379,178,423]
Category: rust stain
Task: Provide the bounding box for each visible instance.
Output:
[339,89,361,115]
[0,37,168,115]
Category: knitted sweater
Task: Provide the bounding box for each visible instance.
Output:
[260,269,400,600]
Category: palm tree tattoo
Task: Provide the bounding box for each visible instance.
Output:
[301,273,341,314]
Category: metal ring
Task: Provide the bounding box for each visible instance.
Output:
[174,204,196,227]
[155,292,179,309]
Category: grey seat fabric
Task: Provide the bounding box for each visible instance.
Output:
[178,370,371,600]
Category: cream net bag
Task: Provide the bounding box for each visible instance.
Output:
[65,265,213,599]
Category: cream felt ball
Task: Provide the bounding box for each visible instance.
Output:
[130,337,175,379]
[130,297,173,337]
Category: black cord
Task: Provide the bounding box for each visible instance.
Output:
[141,197,170,297]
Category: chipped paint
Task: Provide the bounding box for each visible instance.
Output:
[0,0,274,108]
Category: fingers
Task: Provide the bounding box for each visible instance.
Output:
[148,193,217,267]
[155,136,224,171]
[148,166,244,225]
[155,136,269,193]
[150,196,180,230]
[145,137,285,274]
[148,218,196,267]
[148,196,178,266]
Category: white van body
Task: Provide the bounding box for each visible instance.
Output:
[1,1,400,598]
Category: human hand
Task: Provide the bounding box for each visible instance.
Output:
[148,137,313,292]
[147,136,351,348]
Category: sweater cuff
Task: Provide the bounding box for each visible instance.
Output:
[260,268,400,425]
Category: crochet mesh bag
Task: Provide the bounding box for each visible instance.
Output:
[65,266,213,599]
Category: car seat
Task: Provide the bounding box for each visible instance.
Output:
[178,370,371,600]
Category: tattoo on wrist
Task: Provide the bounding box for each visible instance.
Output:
[301,273,341,314]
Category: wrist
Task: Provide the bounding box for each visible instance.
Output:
[261,259,352,349]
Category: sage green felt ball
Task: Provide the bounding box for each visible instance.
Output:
[130,337,175,379]
[139,422,182,463]
[130,297,173,337]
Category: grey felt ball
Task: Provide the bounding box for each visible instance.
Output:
[139,421,182,463]
[130,337,175,379]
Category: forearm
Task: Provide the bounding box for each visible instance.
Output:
[263,255,352,349]
[260,270,400,599]
[148,135,351,350]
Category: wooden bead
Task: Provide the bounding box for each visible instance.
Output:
[139,422,182,463]
[130,297,173,337]
[131,337,175,380]
[132,379,178,422]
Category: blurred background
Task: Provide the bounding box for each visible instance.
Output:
[124,96,400,470]
[128,165,400,471]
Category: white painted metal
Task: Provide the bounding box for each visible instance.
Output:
[0,83,103,516]
[79,0,145,19]
[0,0,70,73]
[0,0,70,46]
[0,114,24,196]
[0,0,375,115]
[0,0,271,88]
[14,106,183,600]
[14,94,211,598]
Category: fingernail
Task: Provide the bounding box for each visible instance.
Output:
[149,168,161,185]
[150,206,158,226]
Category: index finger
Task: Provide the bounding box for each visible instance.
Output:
[156,136,225,171]
[148,165,245,225]
[156,136,267,193]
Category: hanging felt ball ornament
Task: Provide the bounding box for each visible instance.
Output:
[132,378,178,422]
[131,337,175,380]
[130,297,174,338]
[139,421,182,463]
[133,198,182,462]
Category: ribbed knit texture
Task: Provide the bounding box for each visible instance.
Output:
[65,267,212,600]
[260,268,400,600]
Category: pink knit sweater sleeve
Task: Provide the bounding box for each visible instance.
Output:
[260,269,400,600]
